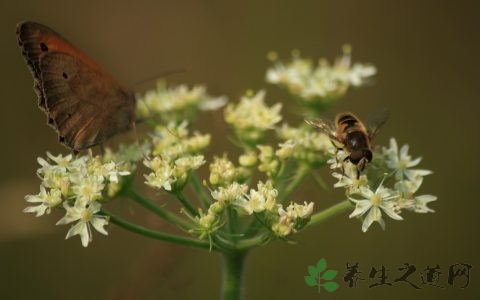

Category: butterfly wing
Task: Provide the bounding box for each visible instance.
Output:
[39,52,135,150]
[16,21,135,150]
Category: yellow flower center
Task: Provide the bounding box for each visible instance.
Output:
[82,209,92,221]
[370,194,382,206]
[398,159,408,171]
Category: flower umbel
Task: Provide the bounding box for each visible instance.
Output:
[225,90,282,146]
[24,150,134,246]
[266,45,376,109]
[327,138,436,232]
[136,80,227,123]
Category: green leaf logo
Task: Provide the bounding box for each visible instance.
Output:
[304,258,339,293]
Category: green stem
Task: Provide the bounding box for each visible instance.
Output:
[190,173,211,209]
[306,200,353,228]
[104,210,217,251]
[236,233,270,251]
[125,189,192,229]
[226,207,238,235]
[174,190,198,216]
[279,164,310,203]
[221,251,247,300]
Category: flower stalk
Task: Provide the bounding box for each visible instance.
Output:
[221,251,248,300]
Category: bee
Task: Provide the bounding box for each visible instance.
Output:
[306,110,389,177]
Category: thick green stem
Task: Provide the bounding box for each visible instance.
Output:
[307,200,353,228]
[104,210,217,250]
[221,251,247,300]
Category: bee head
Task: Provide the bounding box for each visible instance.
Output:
[348,149,372,172]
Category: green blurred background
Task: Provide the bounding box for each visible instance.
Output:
[1,1,479,299]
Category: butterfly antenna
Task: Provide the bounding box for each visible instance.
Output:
[132,66,190,91]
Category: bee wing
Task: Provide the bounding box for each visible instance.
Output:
[305,118,338,141]
[365,108,390,139]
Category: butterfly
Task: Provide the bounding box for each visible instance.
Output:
[16,21,136,151]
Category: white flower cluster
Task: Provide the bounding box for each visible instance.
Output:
[24,152,134,247]
[144,155,205,192]
[209,155,250,187]
[136,80,227,123]
[191,181,314,239]
[144,121,209,192]
[276,123,334,165]
[224,90,282,145]
[266,46,376,105]
[328,138,436,232]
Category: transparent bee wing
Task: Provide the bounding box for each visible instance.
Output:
[304,118,338,141]
[365,107,389,139]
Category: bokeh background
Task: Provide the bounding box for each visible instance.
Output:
[1,1,479,299]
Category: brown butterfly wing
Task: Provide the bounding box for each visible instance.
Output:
[16,21,136,150]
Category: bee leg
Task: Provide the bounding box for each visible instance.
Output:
[334,145,344,167]
[341,155,350,179]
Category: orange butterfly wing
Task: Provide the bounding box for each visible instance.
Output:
[17,21,136,150]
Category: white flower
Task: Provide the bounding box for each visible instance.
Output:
[245,181,279,213]
[209,155,248,186]
[24,186,63,216]
[247,189,267,213]
[91,160,131,183]
[292,201,315,219]
[274,205,298,236]
[71,175,105,205]
[39,168,70,197]
[383,138,433,180]
[395,177,437,213]
[144,157,174,191]
[349,180,402,232]
[272,201,314,237]
[272,215,295,237]
[257,145,280,176]
[56,202,109,247]
[199,97,228,111]
[46,152,73,169]
[275,140,296,159]
[412,194,437,213]
[278,201,314,220]
[211,182,249,204]
[239,151,258,167]
[174,155,205,173]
